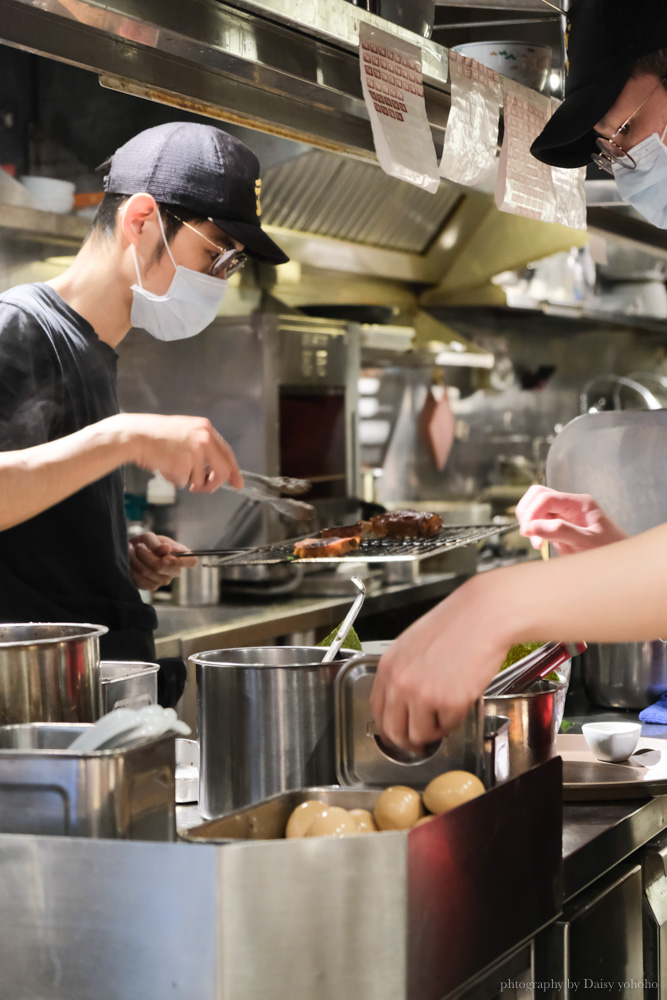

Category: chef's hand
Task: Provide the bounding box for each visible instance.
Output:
[112,413,243,493]
[516,485,626,555]
[370,574,512,749]
[128,532,196,591]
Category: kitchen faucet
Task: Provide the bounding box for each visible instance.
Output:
[580,374,662,414]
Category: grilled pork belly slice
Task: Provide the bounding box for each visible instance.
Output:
[368,510,443,539]
[293,535,361,559]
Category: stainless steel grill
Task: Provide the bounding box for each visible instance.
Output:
[188,523,512,565]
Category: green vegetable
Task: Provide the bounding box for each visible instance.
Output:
[499,641,545,672]
[317,624,363,652]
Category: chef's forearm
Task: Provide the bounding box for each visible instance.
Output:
[487,523,667,644]
[0,416,135,530]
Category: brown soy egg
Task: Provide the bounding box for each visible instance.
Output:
[285,800,327,839]
[374,786,424,831]
[412,815,438,829]
[306,806,359,838]
[348,809,378,833]
[423,771,485,816]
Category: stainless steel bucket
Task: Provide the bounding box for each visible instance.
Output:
[484,681,558,778]
[192,646,359,818]
[0,623,107,725]
[581,641,667,709]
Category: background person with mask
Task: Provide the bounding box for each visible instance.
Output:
[0,121,288,681]
[371,0,667,750]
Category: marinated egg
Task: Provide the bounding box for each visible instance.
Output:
[412,815,438,829]
[285,800,327,839]
[306,806,359,838]
[348,808,378,833]
[423,770,484,815]
[374,785,423,831]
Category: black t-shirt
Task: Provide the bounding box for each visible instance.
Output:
[0,283,157,659]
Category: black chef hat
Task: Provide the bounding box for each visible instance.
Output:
[104,122,288,264]
[531,0,667,168]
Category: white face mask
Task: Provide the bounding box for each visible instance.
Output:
[612,125,667,229]
[130,212,228,341]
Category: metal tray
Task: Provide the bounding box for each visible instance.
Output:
[334,654,485,786]
[558,733,667,800]
[183,522,512,565]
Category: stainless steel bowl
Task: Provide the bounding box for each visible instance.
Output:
[0,623,107,725]
[581,641,667,710]
[192,646,359,818]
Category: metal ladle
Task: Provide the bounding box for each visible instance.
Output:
[321,576,366,662]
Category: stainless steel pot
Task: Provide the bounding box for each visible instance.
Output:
[0,623,107,725]
[484,680,558,778]
[581,641,667,709]
[176,562,219,607]
[192,646,359,818]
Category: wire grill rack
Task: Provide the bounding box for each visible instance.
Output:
[193,523,514,566]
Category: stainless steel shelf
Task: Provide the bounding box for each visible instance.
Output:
[0,203,89,250]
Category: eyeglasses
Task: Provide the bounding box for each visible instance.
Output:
[592,77,667,175]
[165,210,248,278]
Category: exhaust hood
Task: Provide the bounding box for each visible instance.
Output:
[2,0,665,308]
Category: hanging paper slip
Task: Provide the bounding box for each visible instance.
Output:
[496,81,587,229]
[440,51,502,187]
[545,98,587,230]
[359,20,439,194]
[496,80,554,220]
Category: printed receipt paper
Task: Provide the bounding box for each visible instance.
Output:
[359,21,439,194]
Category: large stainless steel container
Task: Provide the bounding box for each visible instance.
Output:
[484,680,558,777]
[192,646,359,818]
[0,723,175,839]
[0,760,562,1000]
[581,641,667,709]
[0,622,107,725]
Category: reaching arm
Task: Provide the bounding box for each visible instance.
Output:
[0,412,243,531]
[371,522,667,747]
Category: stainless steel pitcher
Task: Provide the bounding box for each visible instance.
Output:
[192,646,359,819]
[581,641,667,710]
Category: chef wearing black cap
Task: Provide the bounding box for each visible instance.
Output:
[0,122,288,692]
[371,0,667,749]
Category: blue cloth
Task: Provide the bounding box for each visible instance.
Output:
[639,692,667,724]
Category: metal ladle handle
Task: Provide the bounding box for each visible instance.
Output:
[321,576,366,663]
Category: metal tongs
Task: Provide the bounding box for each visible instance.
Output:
[219,469,315,521]
[484,641,587,698]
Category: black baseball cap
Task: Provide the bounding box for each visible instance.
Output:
[531,0,667,168]
[104,122,289,264]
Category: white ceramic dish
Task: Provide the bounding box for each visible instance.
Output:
[20,175,75,214]
[582,721,642,763]
[453,41,551,92]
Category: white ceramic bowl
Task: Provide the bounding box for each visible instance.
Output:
[453,41,552,92]
[582,721,641,763]
[20,175,75,214]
